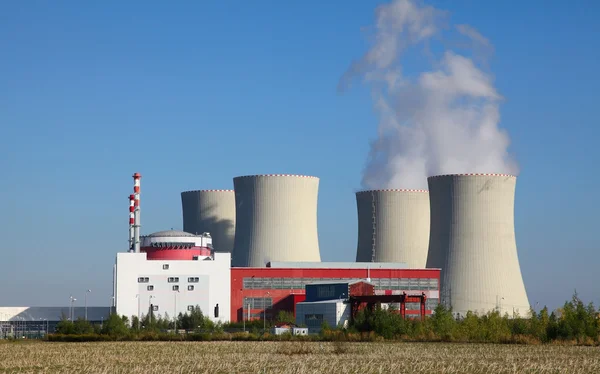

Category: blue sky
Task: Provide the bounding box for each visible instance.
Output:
[0,0,598,311]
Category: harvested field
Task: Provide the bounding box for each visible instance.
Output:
[0,341,599,373]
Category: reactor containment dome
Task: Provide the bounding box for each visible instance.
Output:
[181,190,236,253]
[426,174,530,316]
[355,190,430,268]
[232,174,321,267]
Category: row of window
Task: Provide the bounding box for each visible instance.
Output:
[138,277,200,283]
[242,277,439,291]
[148,305,199,312]
[145,285,195,291]
[386,298,439,311]
[243,297,273,310]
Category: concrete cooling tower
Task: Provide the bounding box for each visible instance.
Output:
[355,190,430,268]
[232,174,321,267]
[426,174,529,316]
[181,190,236,253]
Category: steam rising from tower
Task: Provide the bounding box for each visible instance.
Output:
[340,0,517,190]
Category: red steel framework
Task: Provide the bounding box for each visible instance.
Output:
[230,267,440,322]
[349,293,428,322]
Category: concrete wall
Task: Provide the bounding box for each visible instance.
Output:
[232,175,321,267]
[181,190,236,253]
[115,252,231,323]
[355,190,430,267]
[426,174,529,316]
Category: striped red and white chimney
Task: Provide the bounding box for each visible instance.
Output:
[128,194,135,251]
[133,173,142,253]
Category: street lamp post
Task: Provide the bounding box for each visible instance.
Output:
[174,290,180,333]
[70,295,77,321]
[264,292,270,333]
[135,294,141,330]
[149,295,155,324]
[85,290,92,321]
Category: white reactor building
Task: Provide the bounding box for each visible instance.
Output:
[232,174,321,267]
[355,189,430,268]
[426,173,530,316]
[181,190,236,253]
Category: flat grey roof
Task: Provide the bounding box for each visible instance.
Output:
[0,307,111,321]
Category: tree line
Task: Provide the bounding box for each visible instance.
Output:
[47,293,599,345]
[350,292,599,344]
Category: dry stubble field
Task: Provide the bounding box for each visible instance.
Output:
[0,341,599,373]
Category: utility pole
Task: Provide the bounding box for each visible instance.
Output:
[136,294,141,330]
[174,290,180,333]
[70,295,77,321]
[85,290,91,321]
[264,292,270,333]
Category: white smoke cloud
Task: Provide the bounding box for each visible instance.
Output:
[341,0,518,190]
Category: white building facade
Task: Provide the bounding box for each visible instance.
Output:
[114,252,231,323]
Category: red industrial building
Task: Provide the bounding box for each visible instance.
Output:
[230,262,440,322]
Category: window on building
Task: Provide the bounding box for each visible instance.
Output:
[242,277,254,289]
[163,264,169,270]
[188,285,194,291]
[152,305,159,311]
[187,277,199,283]
[187,305,194,311]
[172,285,179,291]
[428,278,439,290]
[405,302,421,311]
[168,277,179,283]
[399,278,409,289]
[243,297,273,310]
[137,277,149,283]
[380,278,391,289]
[147,285,154,291]
[425,298,439,311]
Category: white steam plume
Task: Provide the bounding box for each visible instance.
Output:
[340,0,517,190]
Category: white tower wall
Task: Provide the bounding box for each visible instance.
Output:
[426,174,529,316]
[355,190,430,268]
[181,190,236,253]
[232,174,321,267]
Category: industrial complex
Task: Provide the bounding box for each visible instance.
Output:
[1,171,530,336]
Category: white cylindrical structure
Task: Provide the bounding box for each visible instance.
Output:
[426,173,529,316]
[355,189,430,268]
[181,190,236,253]
[232,174,321,267]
